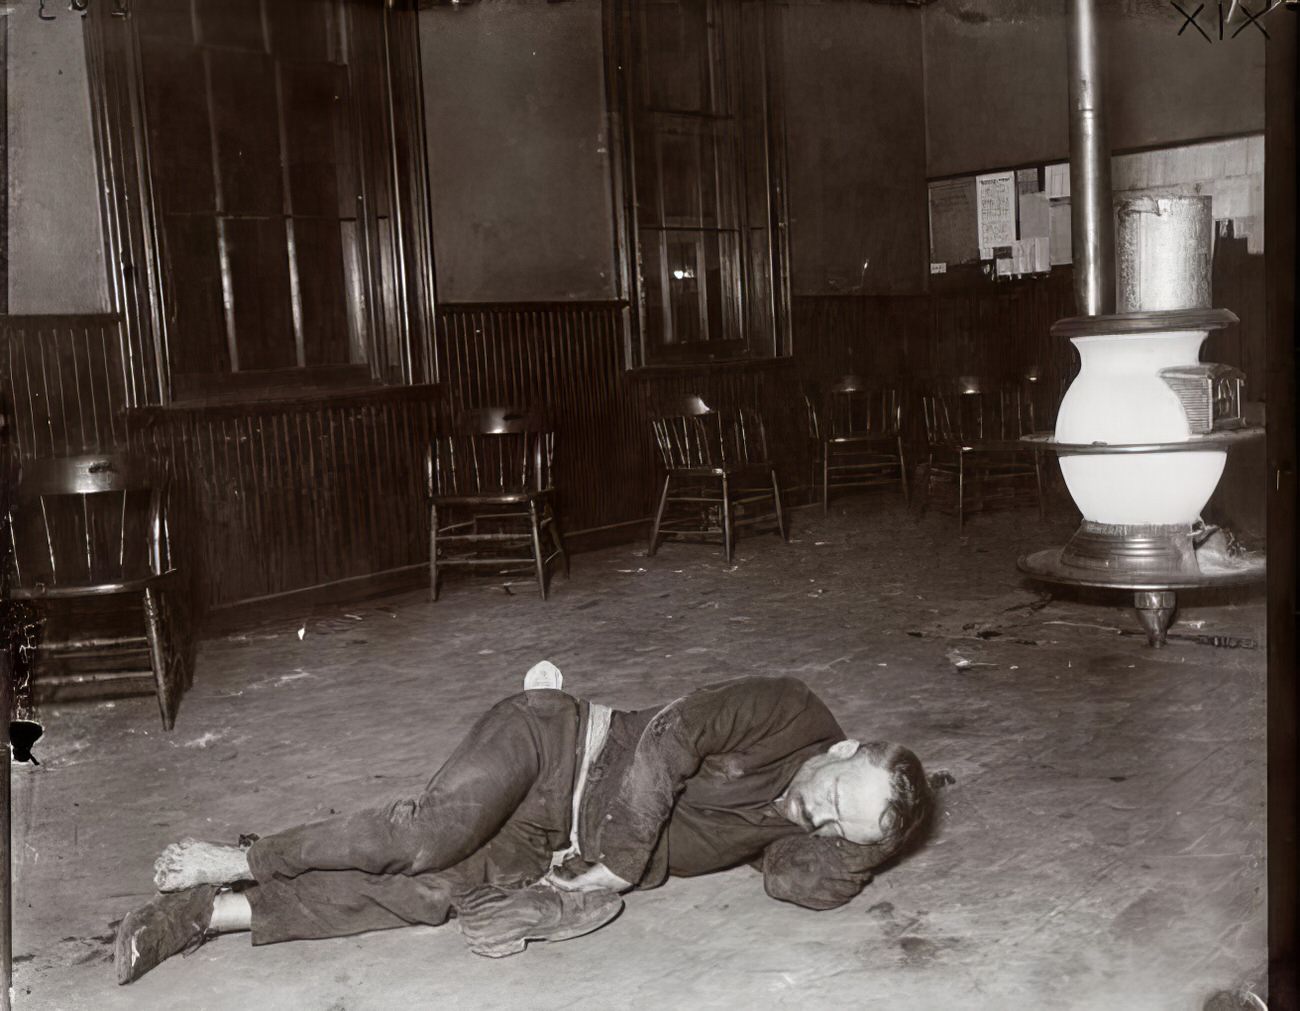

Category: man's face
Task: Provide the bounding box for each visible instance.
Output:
[776,742,893,844]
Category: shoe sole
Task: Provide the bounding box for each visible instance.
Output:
[114,909,145,985]
[467,894,624,958]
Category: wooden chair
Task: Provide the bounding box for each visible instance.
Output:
[648,395,786,563]
[805,377,909,513]
[426,407,567,600]
[920,378,1045,531]
[4,453,190,729]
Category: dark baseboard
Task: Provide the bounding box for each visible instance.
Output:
[200,564,430,636]
[197,520,656,634]
[194,487,837,636]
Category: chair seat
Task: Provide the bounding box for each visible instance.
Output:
[667,461,774,478]
[9,568,177,600]
[431,488,553,507]
[825,433,899,446]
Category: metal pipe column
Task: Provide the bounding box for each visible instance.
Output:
[1066,0,1115,317]
[1,640,9,1011]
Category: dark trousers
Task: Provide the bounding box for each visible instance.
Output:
[242,690,581,945]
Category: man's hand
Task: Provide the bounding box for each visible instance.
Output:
[545,859,632,894]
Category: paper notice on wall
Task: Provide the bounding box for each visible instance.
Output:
[1016,168,1040,196]
[976,171,1017,250]
[1045,163,1070,200]
[1011,240,1029,276]
[1019,192,1050,240]
[928,177,979,265]
[1033,236,1051,273]
[1049,201,1073,265]
[1004,238,1048,276]
[1213,176,1252,221]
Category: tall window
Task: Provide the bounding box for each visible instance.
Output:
[115,0,433,403]
[608,0,790,367]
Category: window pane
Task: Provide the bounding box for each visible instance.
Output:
[268,0,342,63]
[744,225,774,343]
[657,131,703,225]
[222,218,296,371]
[282,62,349,218]
[643,120,736,230]
[196,0,265,51]
[293,218,351,367]
[643,228,748,349]
[209,50,284,216]
[641,233,669,348]
[139,38,215,215]
[641,1,709,113]
[164,216,229,376]
[665,235,705,344]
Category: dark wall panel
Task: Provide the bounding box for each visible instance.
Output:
[782,4,928,296]
[923,0,1266,178]
[419,0,618,303]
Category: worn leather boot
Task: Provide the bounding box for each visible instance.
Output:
[114,884,220,984]
[454,881,624,958]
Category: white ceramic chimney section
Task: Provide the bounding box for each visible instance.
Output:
[1055,196,1226,526]
[1055,331,1227,525]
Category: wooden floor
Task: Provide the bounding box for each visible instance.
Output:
[9,498,1266,1009]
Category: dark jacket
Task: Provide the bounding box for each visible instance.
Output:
[584,675,883,910]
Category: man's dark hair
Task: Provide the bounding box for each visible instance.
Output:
[860,741,934,861]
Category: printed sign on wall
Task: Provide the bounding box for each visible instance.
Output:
[976,171,1017,255]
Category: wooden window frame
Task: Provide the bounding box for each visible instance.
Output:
[603,0,793,371]
[81,0,438,410]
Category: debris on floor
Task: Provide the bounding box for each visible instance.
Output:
[945,649,998,672]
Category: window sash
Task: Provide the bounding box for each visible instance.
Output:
[610,0,790,368]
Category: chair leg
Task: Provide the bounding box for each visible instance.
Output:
[771,468,787,542]
[528,499,548,600]
[546,501,569,577]
[1033,451,1046,521]
[897,436,910,506]
[431,504,442,601]
[721,474,734,563]
[822,443,831,515]
[648,474,671,556]
[142,587,174,731]
[957,453,966,532]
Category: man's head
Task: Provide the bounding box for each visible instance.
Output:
[776,740,933,859]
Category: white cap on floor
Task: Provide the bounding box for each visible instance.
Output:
[524,660,564,691]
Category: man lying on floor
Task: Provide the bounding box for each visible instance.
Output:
[116,668,935,984]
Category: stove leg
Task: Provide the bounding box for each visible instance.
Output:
[1134,590,1176,647]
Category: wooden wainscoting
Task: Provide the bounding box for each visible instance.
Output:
[129,385,440,613]
[1,295,1067,616]
[436,302,819,539]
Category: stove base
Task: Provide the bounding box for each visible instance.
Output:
[1018,546,1265,647]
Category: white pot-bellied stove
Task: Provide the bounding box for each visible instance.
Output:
[1019,196,1265,646]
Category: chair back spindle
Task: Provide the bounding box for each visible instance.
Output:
[428,408,554,499]
[651,397,771,474]
[821,378,903,441]
[7,454,171,591]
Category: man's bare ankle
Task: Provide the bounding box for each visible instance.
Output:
[209,890,252,933]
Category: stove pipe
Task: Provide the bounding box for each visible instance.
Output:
[1066,0,1115,317]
